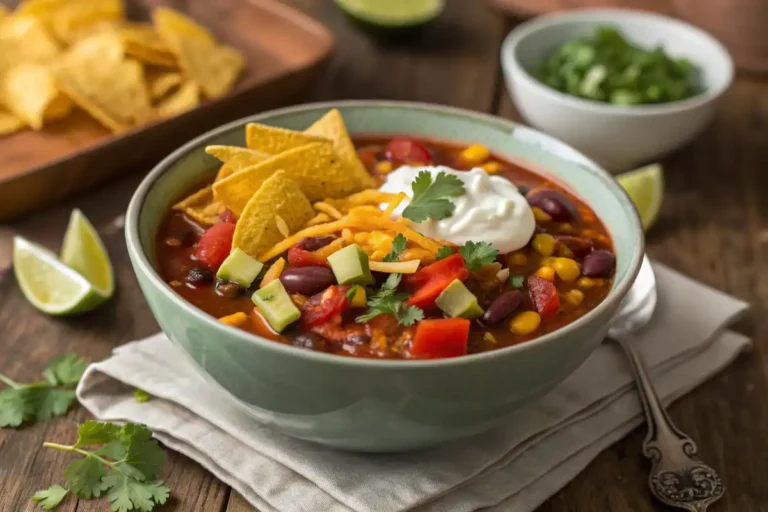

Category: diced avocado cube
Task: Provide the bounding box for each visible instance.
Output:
[435,279,484,319]
[251,280,300,332]
[217,248,264,288]
[327,243,374,285]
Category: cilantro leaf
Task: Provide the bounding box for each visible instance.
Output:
[345,286,361,303]
[402,171,465,222]
[104,471,169,512]
[121,423,166,481]
[459,241,499,270]
[509,275,525,289]
[356,274,423,326]
[75,420,122,448]
[64,456,109,499]
[435,246,454,261]
[0,353,87,428]
[42,354,88,387]
[134,389,151,403]
[382,234,407,262]
[31,485,69,510]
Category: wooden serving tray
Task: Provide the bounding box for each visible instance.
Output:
[0,0,334,221]
[488,0,674,18]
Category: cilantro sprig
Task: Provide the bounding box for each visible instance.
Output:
[459,241,499,270]
[382,234,407,262]
[33,421,170,511]
[435,246,454,261]
[356,273,424,327]
[0,353,88,428]
[402,171,465,222]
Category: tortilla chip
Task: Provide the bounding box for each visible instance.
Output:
[215,164,233,182]
[152,6,214,44]
[167,34,244,98]
[213,141,368,215]
[121,23,177,68]
[0,64,72,129]
[60,30,125,67]
[0,110,24,136]
[232,170,315,259]
[147,70,182,99]
[206,145,269,165]
[0,5,9,19]
[54,52,152,132]
[48,0,123,43]
[0,16,60,72]
[245,123,328,154]
[305,109,376,189]
[173,185,225,226]
[156,80,199,118]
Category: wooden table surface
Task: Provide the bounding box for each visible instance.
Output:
[1,1,767,510]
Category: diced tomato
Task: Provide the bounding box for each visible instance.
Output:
[219,209,237,224]
[385,137,433,165]
[410,319,470,359]
[356,148,377,170]
[301,285,349,329]
[405,253,469,309]
[527,276,560,317]
[287,245,329,267]
[194,223,235,271]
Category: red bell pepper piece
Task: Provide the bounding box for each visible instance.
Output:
[219,209,237,224]
[411,318,470,359]
[405,253,469,309]
[301,285,349,329]
[287,245,329,267]
[194,223,236,271]
[527,276,560,317]
[385,137,433,165]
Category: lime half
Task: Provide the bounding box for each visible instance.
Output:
[335,0,444,28]
[13,237,106,315]
[60,209,114,299]
[616,163,664,231]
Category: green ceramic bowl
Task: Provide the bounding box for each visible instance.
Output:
[126,101,644,452]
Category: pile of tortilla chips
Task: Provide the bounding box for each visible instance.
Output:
[174,109,378,260]
[0,0,245,136]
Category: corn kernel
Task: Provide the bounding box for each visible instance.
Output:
[349,287,367,308]
[342,228,354,243]
[563,289,585,307]
[558,223,574,233]
[460,144,491,166]
[291,294,308,307]
[593,278,607,287]
[535,266,556,281]
[370,250,386,261]
[578,277,595,289]
[368,231,394,252]
[481,161,502,174]
[556,244,574,258]
[532,233,556,256]
[551,257,581,281]
[509,252,528,266]
[376,161,393,174]
[510,311,541,336]
[354,232,371,244]
[540,256,556,266]
[483,332,498,344]
[532,207,552,223]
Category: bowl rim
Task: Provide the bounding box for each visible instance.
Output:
[126,99,644,369]
[501,8,735,116]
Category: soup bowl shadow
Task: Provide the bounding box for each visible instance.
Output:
[126,100,644,452]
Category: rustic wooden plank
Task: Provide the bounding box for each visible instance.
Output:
[496,72,768,510]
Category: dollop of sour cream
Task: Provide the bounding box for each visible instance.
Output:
[379,165,535,254]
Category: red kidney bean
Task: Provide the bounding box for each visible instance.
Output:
[215,280,242,298]
[296,236,335,252]
[292,332,328,351]
[556,235,593,257]
[527,190,579,222]
[280,266,336,295]
[582,250,615,277]
[482,291,523,325]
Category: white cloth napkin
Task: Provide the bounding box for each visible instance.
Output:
[77,262,750,512]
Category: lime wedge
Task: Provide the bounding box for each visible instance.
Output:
[616,163,664,231]
[60,209,114,298]
[335,0,444,28]
[13,237,106,315]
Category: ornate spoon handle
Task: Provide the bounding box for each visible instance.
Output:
[615,335,724,512]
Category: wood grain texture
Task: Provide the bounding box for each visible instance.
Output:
[1,1,766,511]
[0,0,333,222]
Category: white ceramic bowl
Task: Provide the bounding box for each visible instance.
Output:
[501,9,734,172]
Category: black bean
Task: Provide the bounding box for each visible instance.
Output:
[517,184,531,196]
[527,190,579,222]
[292,332,327,351]
[279,266,336,295]
[556,235,593,257]
[582,250,615,278]
[185,266,213,286]
[482,291,523,325]
[215,280,243,298]
[345,333,371,346]
[296,236,335,252]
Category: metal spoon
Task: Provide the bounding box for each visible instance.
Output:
[608,256,724,512]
